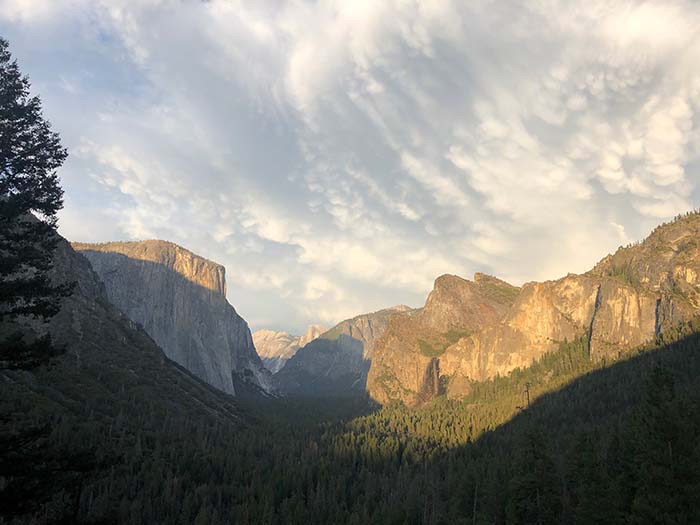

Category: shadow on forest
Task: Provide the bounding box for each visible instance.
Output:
[252,328,700,440]
[478,330,700,442]
[240,328,700,523]
[312,329,700,523]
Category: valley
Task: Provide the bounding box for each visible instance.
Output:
[3,13,700,524]
[4,213,700,523]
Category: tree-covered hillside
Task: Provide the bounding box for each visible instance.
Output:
[3,316,700,523]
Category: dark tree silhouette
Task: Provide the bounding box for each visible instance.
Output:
[0,36,71,369]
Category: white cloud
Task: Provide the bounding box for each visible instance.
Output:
[2,0,699,332]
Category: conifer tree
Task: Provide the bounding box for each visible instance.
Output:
[0,36,71,369]
[630,366,700,523]
[506,426,561,525]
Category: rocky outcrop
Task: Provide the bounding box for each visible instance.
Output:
[275,306,412,396]
[73,240,270,395]
[367,273,521,405]
[368,212,700,406]
[253,325,325,374]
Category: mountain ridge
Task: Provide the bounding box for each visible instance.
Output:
[367,211,700,405]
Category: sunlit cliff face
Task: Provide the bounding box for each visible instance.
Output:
[367,213,700,405]
[3,0,700,333]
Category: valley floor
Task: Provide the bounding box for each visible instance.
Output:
[3,325,700,524]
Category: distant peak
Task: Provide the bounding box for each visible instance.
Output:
[474,272,518,288]
[433,274,471,288]
[386,304,412,312]
[253,328,283,337]
[302,324,326,338]
[299,324,326,347]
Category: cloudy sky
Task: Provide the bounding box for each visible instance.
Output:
[2,0,699,333]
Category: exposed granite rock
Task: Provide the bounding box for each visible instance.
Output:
[3,236,244,425]
[421,273,519,332]
[253,324,325,374]
[72,240,270,395]
[275,306,411,396]
[432,274,600,400]
[367,274,520,405]
[368,212,700,406]
[586,213,700,359]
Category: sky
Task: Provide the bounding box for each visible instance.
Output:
[2,0,700,334]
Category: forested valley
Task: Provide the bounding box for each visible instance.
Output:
[3,18,700,525]
[4,321,700,524]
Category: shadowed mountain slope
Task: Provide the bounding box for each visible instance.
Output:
[3,237,245,419]
[275,305,412,396]
[73,241,270,395]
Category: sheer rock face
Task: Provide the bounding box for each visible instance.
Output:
[4,237,245,429]
[275,306,412,396]
[585,215,700,360]
[72,240,271,395]
[253,325,325,374]
[368,213,700,406]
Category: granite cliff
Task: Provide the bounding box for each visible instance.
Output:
[3,235,244,422]
[253,325,325,373]
[368,212,700,405]
[275,306,412,396]
[73,240,270,395]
